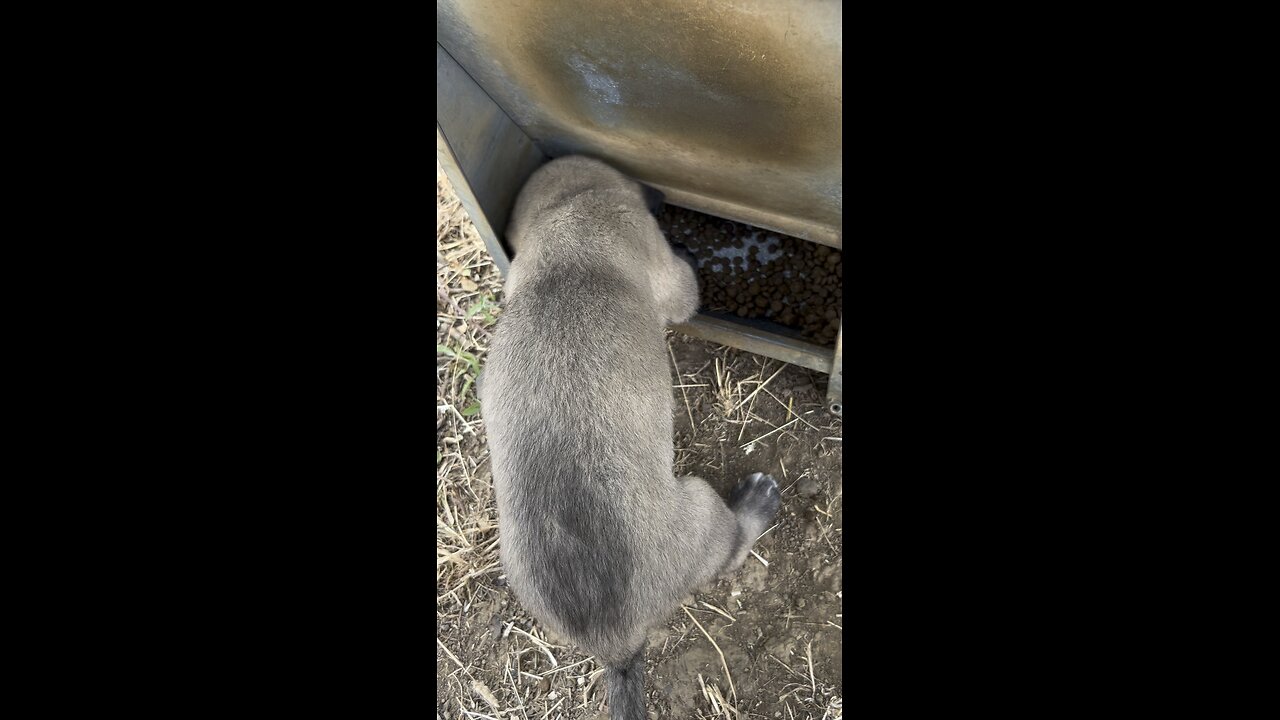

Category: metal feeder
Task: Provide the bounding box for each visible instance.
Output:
[437,0,842,413]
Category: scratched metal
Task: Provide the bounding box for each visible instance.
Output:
[436,0,842,248]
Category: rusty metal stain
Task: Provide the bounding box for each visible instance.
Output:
[437,0,841,243]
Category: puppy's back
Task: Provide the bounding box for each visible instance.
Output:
[480,162,678,661]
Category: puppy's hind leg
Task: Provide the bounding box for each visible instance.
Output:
[724,472,782,570]
[668,473,782,592]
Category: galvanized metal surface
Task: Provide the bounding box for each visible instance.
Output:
[673,314,833,375]
[437,43,547,275]
[437,4,843,410]
[436,0,842,248]
[828,322,843,414]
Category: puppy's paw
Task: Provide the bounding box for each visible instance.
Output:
[728,472,781,520]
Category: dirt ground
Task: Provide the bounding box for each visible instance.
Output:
[437,165,843,719]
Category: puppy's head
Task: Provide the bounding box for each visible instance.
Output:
[505,156,698,321]
[506,156,660,254]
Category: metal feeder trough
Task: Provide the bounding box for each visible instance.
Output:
[437,0,842,413]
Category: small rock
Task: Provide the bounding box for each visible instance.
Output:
[798,478,820,497]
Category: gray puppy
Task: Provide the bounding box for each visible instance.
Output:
[478,156,781,720]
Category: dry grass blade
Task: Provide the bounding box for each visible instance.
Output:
[806,641,816,696]
[762,387,822,431]
[737,360,775,442]
[699,600,736,622]
[669,340,696,433]
[682,605,737,704]
[740,416,801,448]
[707,682,739,719]
[505,624,561,667]
[736,364,785,423]
[439,638,467,672]
[767,654,809,680]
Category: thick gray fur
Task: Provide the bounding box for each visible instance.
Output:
[478,156,781,719]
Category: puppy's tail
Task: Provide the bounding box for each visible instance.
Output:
[605,647,647,720]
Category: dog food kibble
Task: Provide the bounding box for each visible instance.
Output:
[655,205,842,348]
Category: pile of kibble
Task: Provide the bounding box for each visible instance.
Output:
[655,205,842,348]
